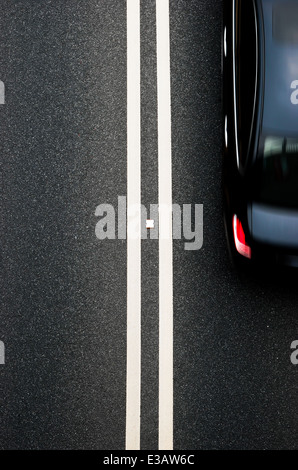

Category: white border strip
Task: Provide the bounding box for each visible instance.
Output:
[126,0,141,451]
[156,0,174,451]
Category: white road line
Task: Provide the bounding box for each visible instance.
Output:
[126,0,141,451]
[156,0,173,451]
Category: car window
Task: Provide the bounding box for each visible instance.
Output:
[273,2,298,44]
[254,135,298,208]
[262,0,298,136]
[235,0,257,168]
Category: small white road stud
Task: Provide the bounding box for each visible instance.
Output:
[146,219,154,229]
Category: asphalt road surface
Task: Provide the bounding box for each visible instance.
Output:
[1,0,298,450]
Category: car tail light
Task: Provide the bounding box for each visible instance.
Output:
[233,214,251,259]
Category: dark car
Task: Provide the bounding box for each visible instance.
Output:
[223,0,298,268]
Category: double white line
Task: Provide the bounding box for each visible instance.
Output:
[126,0,173,451]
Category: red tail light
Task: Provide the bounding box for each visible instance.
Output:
[233,214,251,259]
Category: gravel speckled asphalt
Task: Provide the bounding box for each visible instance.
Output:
[0,0,298,450]
[0,0,127,449]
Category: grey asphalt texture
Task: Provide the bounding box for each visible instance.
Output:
[0,0,298,450]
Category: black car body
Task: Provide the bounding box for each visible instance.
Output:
[223,0,298,268]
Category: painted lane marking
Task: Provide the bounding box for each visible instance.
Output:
[156,0,173,451]
[126,0,141,451]
[126,0,174,450]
